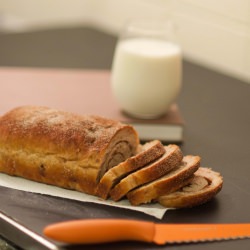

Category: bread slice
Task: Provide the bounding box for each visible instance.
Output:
[110,144,183,201]
[127,155,201,205]
[157,167,223,208]
[95,140,166,199]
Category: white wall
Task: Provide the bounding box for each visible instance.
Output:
[87,0,250,83]
[168,0,250,83]
[0,0,92,30]
[0,0,249,82]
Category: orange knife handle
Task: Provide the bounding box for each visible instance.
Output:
[44,219,155,244]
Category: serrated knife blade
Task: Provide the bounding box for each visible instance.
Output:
[43,219,250,245]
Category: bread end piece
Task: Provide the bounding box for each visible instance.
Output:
[157,167,223,208]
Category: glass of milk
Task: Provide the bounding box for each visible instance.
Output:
[111,19,182,119]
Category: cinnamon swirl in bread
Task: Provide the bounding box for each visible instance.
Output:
[96,140,166,199]
[0,106,139,195]
[0,106,223,209]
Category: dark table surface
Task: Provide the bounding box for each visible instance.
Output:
[0,26,250,250]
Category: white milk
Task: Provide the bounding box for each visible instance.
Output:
[111,38,182,118]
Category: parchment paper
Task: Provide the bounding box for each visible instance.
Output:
[0,173,170,219]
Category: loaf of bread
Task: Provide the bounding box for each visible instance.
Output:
[0,105,223,209]
[0,106,139,195]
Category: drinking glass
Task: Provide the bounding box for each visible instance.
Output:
[111,19,182,119]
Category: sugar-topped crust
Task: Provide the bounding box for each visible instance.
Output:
[0,106,139,194]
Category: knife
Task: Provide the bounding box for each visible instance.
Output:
[43,219,250,245]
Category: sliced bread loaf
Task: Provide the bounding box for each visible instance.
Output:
[95,140,166,199]
[110,144,183,201]
[0,106,139,195]
[157,167,223,208]
[127,155,201,205]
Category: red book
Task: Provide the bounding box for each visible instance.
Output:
[0,67,184,143]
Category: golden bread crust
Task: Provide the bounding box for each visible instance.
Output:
[0,106,223,208]
[0,106,139,194]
